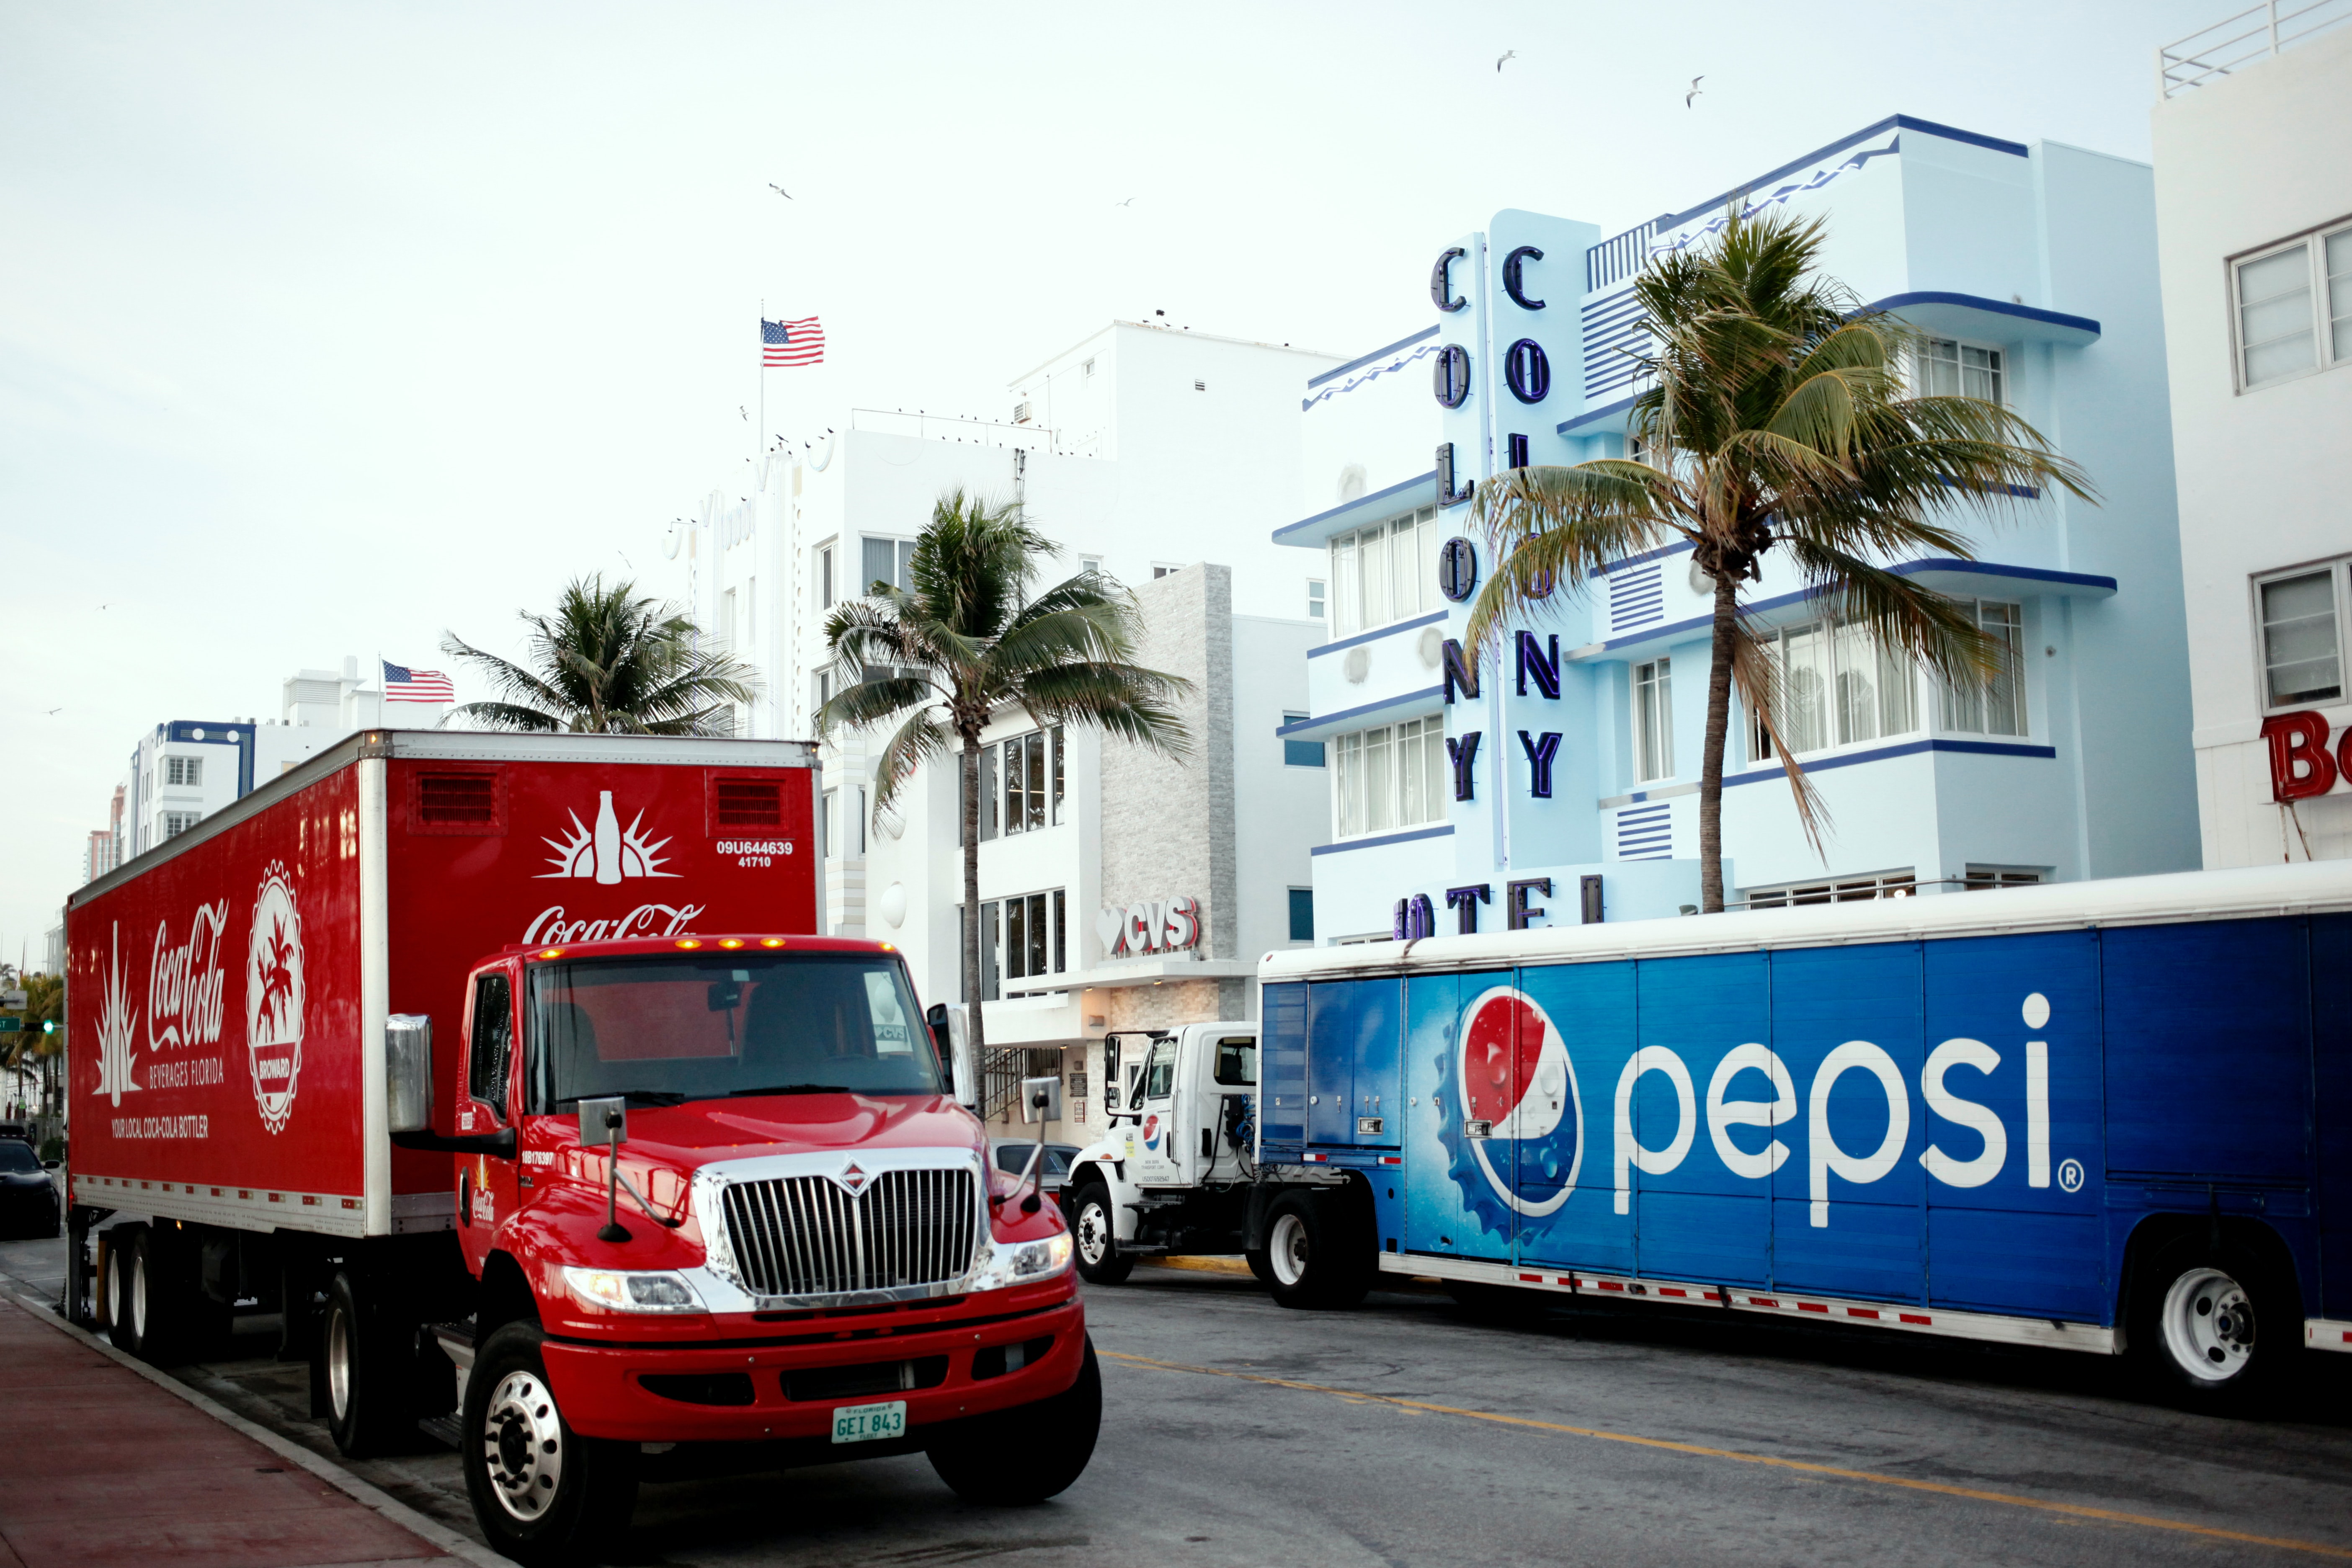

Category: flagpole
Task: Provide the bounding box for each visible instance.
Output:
[758,298,766,468]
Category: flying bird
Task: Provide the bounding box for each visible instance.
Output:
[1113,196,1135,206]
[1496,49,1516,71]
[1686,75,1704,107]
[45,708,62,716]
[739,405,748,420]
[768,183,792,199]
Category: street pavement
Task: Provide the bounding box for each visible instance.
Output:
[2,1236,2348,1566]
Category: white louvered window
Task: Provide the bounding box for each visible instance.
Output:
[1332,717,1449,838]
[1328,507,1440,637]
[2233,224,2352,391]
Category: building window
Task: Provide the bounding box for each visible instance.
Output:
[862,537,916,596]
[1940,601,2026,738]
[1743,869,1916,909]
[1750,616,1920,758]
[820,789,838,859]
[2234,223,2352,390]
[720,587,737,647]
[1082,357,1096,377]
[161,811,201,838]
[1079,554,1103,578]
[995,728,1062,835]
[1282,713,1325,768]
[1288,888,1315,941]
[992,890,1067,985]
[1328,505,1439,637]
[1963,865,2045,891]
[814,666,835,717]
[1916,338,2005,403]
[1307,578,1326,620]
[819,545,836,609]
[1333,716,1447,838]
[2258,564,2344,708]
[1631,660,1673,782]
[165,756,203,787]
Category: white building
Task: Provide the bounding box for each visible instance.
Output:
[668,321,1342,1138]
[2155,6,2352,865]
[102,656,448,866]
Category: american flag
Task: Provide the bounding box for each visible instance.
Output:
[762,316,825,367]
[382,661,455,703]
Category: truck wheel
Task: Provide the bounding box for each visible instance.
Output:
[928,1333,1101,1504]
[322,1271,415,1458]
[1245,1248,1273,1286]
[102,1226,145,1357]
[1263,1190,1370,1311]
[2129,1235,2296,1408]
[462,1320,638,1567]
[1069,1182,1133,1286]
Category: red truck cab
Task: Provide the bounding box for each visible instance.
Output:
[397,933,1093,1564]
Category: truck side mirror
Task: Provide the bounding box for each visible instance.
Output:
[926,1003,952,1068]
[386,1015,433,1135]
[578,1096,631,1244]
[1019,1075,1063,1125]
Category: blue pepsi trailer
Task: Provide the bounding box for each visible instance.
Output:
[1254,861,2352,1400]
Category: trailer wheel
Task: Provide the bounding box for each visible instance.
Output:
[2129,1234,2297,1408]
[101,1226,144,1356]
[1263,1190,1370,1311]
[462,1320,638,1567]
[322,1271,415,1458]
[928,1333,1101,1504]
[1069,1182,1133,1285]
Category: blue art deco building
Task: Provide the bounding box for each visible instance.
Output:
[1277,115,2200,939]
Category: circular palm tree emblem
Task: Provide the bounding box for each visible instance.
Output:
[245,865,306,1134]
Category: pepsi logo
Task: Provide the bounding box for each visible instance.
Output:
[1454,986,1583,1218]
[1142,1114,1162,1151]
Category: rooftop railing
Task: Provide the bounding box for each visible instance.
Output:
[849,407,1062,453]
[2158,0,2350,96]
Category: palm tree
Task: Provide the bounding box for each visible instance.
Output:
[1469,208,2095,912]
[441,575,758,734]
[819,489,1192,1052]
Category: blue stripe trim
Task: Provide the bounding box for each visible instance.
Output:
[1276,684,1446,736]
[1599,539,1695,574]
[1868,291,2101,338]
[1307,325,1440,389]
[1273,470,1439,546]
[1722,736,2056,787]
[1651,114,2027,235]
[1310,824,1457,856]
[1305,608,1451,660]
[1558,394,1638,437]
[1587,558,2118,654]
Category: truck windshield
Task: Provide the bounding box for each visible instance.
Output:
[526,952,942,1109]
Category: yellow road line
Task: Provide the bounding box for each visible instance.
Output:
[1100,1350,2352,1560]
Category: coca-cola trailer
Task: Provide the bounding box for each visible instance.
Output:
[64,730,1096,1563]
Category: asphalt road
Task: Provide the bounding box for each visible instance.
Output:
[4,1235,2349,1567]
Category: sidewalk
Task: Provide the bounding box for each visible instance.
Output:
[0,1291,463,1568]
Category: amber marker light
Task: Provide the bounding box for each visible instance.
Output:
[675,939,702,949]
[879,942,895,952]
[759,938,786,948]
[539,948,564,959]
[719,938,745,949]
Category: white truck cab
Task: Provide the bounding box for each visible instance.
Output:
[1061,1023,1367,1307]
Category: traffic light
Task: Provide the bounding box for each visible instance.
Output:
[41,1019,54,1035]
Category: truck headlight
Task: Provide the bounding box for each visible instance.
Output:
[561,1266,706,1314]
[970,1233,1074,1292]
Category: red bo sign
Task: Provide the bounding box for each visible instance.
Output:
[2259,711,2351,801]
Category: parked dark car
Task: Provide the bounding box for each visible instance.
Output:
[0,1139,59,1238]
[990,1139,1081,1196]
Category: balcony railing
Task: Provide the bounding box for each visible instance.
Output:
[849,407,1062,453]
[2159,0,2350,96]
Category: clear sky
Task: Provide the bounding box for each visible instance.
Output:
[0,0,2231,957]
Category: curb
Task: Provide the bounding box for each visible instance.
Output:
[0,1281,508,1568]
[1142,1254,1256,1278]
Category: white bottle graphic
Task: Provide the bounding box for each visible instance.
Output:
[593,791,623,884]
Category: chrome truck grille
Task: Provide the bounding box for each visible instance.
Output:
[719,1168,981,1298]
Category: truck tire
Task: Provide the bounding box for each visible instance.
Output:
[1069,1181,1133,1286]
[1263,1189,1371,1311]
[101,1225,145,1357]
[928,1333,1101,1504]
[1245,1248,1273,1286]
[322,1270,415,1458]
[2128,1234,2298,1408]
[462,1320,638,1567]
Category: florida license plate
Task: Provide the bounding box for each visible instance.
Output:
[831,1400,907,1444]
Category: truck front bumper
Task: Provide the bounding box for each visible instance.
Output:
[541,1289,1087,1442]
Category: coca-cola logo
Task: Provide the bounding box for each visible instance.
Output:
[540,790,678,883]
[147,902,228,1053]
[523,903,708,946]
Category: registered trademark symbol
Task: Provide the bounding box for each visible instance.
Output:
[2057,1158,2084,1193]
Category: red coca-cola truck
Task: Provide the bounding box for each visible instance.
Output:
[64,730,1095,1564]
